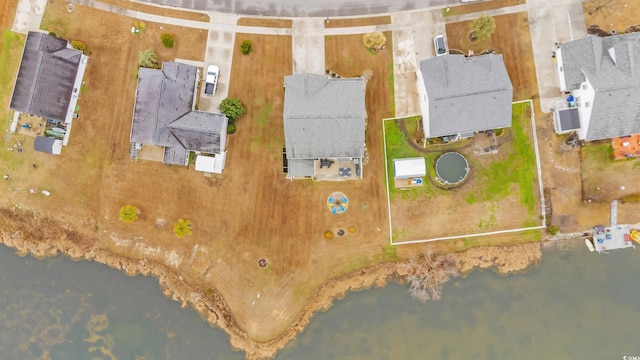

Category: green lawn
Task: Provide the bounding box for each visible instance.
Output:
[383,102,541,237]
[469,102,537,215]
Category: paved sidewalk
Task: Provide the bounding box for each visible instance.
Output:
[444,4,528,23]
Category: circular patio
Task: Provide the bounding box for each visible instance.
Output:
[327,192,348,214]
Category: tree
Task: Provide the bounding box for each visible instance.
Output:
[240,40,252,55]
[362,32,387,51]
[469,15,496,42]
[138,49,159,69]
[400,251,459,303]
[585,0,619,16]
[173,219,192,238]
[160,33,174,48]
[220,97,246,122]
[119,205,140,224]
[227,123,236,134]
[71,40,90,55]
[525,8,549,26]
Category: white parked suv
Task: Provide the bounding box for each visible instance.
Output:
[434,35,447,56]
[204,65,219,96]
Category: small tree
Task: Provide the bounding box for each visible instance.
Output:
[362,32,387,52]
[227,123,236,134]
[138,49,159,69]
[119,205,140,224]
[547,225,559,235]
[160,33,174,48]
[469,15,496,42]
[173,219,192,238]
[240,40,252,55]
[220,97,246,122]
[71,40,90,55]
[585,0,619,16]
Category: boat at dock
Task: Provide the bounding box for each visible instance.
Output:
[585,238,595,252]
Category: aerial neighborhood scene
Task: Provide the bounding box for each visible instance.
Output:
[1,0,640,358]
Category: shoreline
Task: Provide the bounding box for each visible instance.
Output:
[0,208,543,359]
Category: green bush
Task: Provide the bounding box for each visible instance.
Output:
[227,123,236,134]
[547,225,559,235]
[71,40,89,55]
[220,97,246,122]
[240,40,252,55]
[161,33,174,48]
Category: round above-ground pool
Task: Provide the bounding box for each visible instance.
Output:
[435,152,470,185]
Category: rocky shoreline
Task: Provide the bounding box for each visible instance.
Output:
[0,208,543,359]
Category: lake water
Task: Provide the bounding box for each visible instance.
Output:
[1,240,640,360]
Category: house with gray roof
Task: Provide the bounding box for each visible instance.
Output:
[130,62,228,173]
[554,33,640,141]
[283,73,366,180]
[417,54,513,139]
[9,31,88,154]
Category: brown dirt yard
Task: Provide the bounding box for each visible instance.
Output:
[237,18,292,28]
[444,0,524,17]
[1,0,404,349]
[324,15,391,28]
[583,1,640,32]
[445,12,538,101]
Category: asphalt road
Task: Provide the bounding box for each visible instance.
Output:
[140,0,462,17]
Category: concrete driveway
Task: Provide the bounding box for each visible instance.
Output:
[198,13,239,112]
[526,0,587,113]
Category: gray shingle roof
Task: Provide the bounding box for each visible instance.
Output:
[559,33,640,140]
[130,62,228,163]
[34,136,55,154]
[288,159,315,177]
[419,54,513,138]
[283,73,366,159]
[10,32,84,122]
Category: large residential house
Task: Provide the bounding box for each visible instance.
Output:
[129,62,228,173]
[283,73,366,181]
[554,33,640,140]
[9,31,88,154]
[417,54,513,139]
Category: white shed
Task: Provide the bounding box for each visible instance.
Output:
[195,152,226,174]
[393,157,426,178]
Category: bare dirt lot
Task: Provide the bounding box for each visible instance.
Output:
[385,103,543,242]
[445,12,538,101]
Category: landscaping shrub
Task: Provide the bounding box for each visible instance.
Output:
[220,97,246,122]
[240,40,253,55]
[71,40,89,55]
[362,32,387,52]
[227,123,236,134]
[547,225,559,235]
[119,205,139,224]
[161,33,174,48]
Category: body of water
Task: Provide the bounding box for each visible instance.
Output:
[1,240,639,359]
